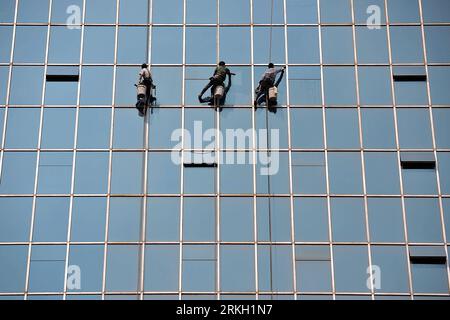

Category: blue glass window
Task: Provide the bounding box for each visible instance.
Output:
[220,0,250,24]
[256,152,289,194]
[0,198,32,242]
[371,246,410,293]
[10,67,44,105]
[0,67,8,105]
[295,246,332,293]
[113,108,144,149]
[111,152,144,194]
[71,197,107,242]
[74,152,109,194]
[397,109,433,149]
[253,27,286,65]
[0,0,16,23]
[48,27,81,64]
[85,0,117,24]
[257,197,291,242]
[147,152,181,194]
[145,245,179,292]
[294,197,329,242]
[146,197,180,242]
[324,67,356,105]
[258,245,293,292]
[368,198,405,243]
[289,67,322,105]
[326,108,360,149]
[422,0,450,23]
[119,0,148,24]
[80,67,114,105]
[429,67,450,105]
[356,27,389,64]
[117,27,147,64]
[288,27,320,64]
[328,152,363,195]
[405,198,443,243]
[0,152,36,195]
[410,246,449,293]
[358,67,393,105]
[106,245,139,292]
[186,0,216,24]
[438,153,450,194]
[51,0,83,23]
[41,108,76,149]
[183,197,216,242]
[291,108,324,149]
[77,108,111,149]
[322,27,354,64]
[390,27,424,63]
[333,245,370,293]
[254,0,284,24]
[220,27,251,64]
[364,152,401,195]
[68,245,104,292]
[186,27,216,64]
[83,27,115,64]
[286,0,317,24]
[320,0,352,23]
[426,27,450,63]
[388,0,420,22]
[152,27,183,64]
[5,108,40,148]
[220,245,255,292]
[221,152,253,194]
[29,245,66,293]
[0,245,28,293]
[331,198,367,242]
[182,245,216,292]
[17,0,49,22]
[361,108,396,149]
[108,198,141,242]
[152,0,183,23]
[37,152,73,194]
[0,26,13,63]
[433,109,450,148]
[292,152,327,194]
[33,197,70,242]
[220,198,253,242]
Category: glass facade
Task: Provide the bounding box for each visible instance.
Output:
[0,0,449,301]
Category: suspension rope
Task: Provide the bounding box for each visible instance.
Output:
[268,0,275,62]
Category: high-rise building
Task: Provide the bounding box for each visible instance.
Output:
[0,0,449,300]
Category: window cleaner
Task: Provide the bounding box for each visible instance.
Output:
[198,61,235,108]
[254,63,285,110]
[135,63,156,116]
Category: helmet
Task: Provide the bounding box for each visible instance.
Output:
[268,63,275,68]
[141,63,148,69]
[218,61,226,66]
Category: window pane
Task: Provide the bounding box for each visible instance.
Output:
[254,0,284,24]
[119,0,148,24]
[429,66,450,105]
[186,27,216,64]
[438,153,450,194]
[258,245,293,292]
[0,245,28,293]
[324,67,356,105]
[390,27,424,63]
[292,152,327,194]
[117,27,147,64]
[10,67,44,105]
[426,27,450,63]
[83,27,115,64]
[331,198,367,242]
[29,245,66,293]
[183,197,215,242]
[295,246,332,293]
[14,26,47,63]
[0,0,16,23]
[411,247,449,293]
[37,152,73,194]
[388,0,420,23]
[221,152,253,194]
[184,162,216,195]
[147,152,181,194]
[74,152,109,194]
[356,27,389,64]
[85,0,117,24]
[371,246,409,293]
[80,67,113,105]
[71,197,107,242]
[113,109,144,149]
[220,27,251,64]
[0,152,36,194]
[256,152,289,194]
[422,0,450,23]
[286,0,317,23]
[106,245,139,292]
[402,159,438,195]
[111,152,144,194]
[433,109,450,148]
[291,109,324,149]
[294,198,329,242]
[77,108,111,149]
[41,108,76,149]
[220,198,253,242]
[361,108,396,149]
[365,152,400,195]
[48,26,81,64]
[288,27,320,64]
[253,27,285,65]
[354,0,385,23]
[182,245,216,292]
[257,198,291,242]
[0,26,13,63]
[0,198,32,242]
[186,0,216,24]
[146,197,180,242]
[151,67,182,105]
[320,0,352,23]
[359,67,392,105]
[149,108,181,149]
[328,152,363,195]
[326,108,360,149]
[17,0,49,23]
[221,245,255,292]
[289,67,322,105]
[68,245,104,293]
[333,246,370,293]
[255,107,289,149]
[405,198,443,243]
[115,67,139,106]
[368,198,405,243]
[322,27,354,64]
[152,27,183,64]
[397,109,433,149]
[51,0,83,23]
[145,245,179,292]
[152,0,183,23]
[109,198,141,242]
[5,108,40,148]
[33,197,69,242]
[220,0,250,24]
[45,80,78,106]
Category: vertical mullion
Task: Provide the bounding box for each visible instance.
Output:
[418,0,450,293]
[23,0,52,300]
[384,0,414,300]
[215,0,221,300]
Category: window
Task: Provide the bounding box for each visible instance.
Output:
[186,0,216,24]
[397,109,433,149]
[182,245,216,292]
[145,245,179,292]
[410,246,449,293]
[149,108,181,149]
[402,153,438,195]
[0,26,13,63]
[105,245,139,292]
[359,67,393,105]
[405,198,443,243]
[119,0,148,24]
[257,197,291,242]
[388,0,420,23]
[45,73,79,105]
[320,0,352,23]
[258,245,293,292]
[326,108,360,149]
[17,0,49,23]
[41,108,76,148]
[152,27,183,64]
[433,109,450,148]
[289,67,322,105]
[356,27,389,64]
[422,0,450,23]
[425,27,450,63]
[0,0,16,23]
[390,27,424,63]
[85,0,117,24]
[253,27,286,65]
[324,67,356,105]
[33,197,70,242]
[80,67,114,105]
[292,152,327,194]
[220,198,253,242]
[186,27,216,64]
[68,245,104,292]
[393,67,428,105]
[183,197,216,242]
[288,27,320,64]
[371,246,410,293]
[5,108,40,148]
[254,0,284,24]
[331,198,367,242]
[0,245,28,293]
[150,67,182,105]
[333,246,370,293]
[146,197,180,242]
[10,67,44,105]
[37,152,73,194]
[117,27,147,64]
[354,0,385,24]
[291,108,324,149]
[48,26,81,64]
[222,67,252,105]
[221,152,253,194]
[255,107,289,149]
[295,246,332,293]
[322,27,354,64]
[361,108,396,149]
[220,245,255,292]
[365,152,401,195]
[328,152,363,195]
[51,0,83,23]
[429,66,450,105]
[77,108,111,149]
[438,153,450,194]
[83,27,115,64]
[152,0,183,23]
[220,0,250,24]
[108,198,142,242]
[256,152,289,194]
[113,108,144,149]
[0,198,32,242]
[183,152,216,194]
[14,26,47,63]
[147,152,181,194]
[111,152,144,194]
[368,198,405,243]
[0,152,37,195]
[286,0,317,24]
[71,197,107,242]
[294,198,329,242]
[28,245,66,293]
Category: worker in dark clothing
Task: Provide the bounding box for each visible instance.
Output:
[198,71,232,107]
[198,61,233,105]
[254,63,285,108]
[136,63,156,116]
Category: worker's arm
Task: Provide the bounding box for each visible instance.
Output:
[274,69,285,87]
[225,73,232,93]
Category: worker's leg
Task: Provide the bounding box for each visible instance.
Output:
[199,80,214,99]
